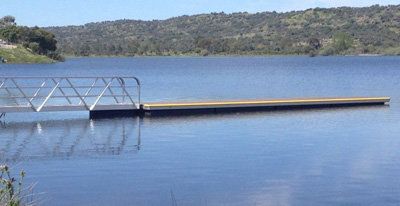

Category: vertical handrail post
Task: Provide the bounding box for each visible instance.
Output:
[132,77,141,107]
[120,78,126,103]
[118,77,135,106]
[137,84,141,107]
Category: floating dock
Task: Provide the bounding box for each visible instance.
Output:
[139,97,390,116]
[0,76,391,119]
[90,96,390,118]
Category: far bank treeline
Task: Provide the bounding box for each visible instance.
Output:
[46,4,400,57]
[0,16,63,61]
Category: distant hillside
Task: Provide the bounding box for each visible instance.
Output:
[46,4,400,56]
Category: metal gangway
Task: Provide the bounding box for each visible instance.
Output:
[0,76,141,115]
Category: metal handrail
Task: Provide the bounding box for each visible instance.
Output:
[0,76,141,85]
[0,76,141,113]
[1,86,138,89]
[1,94,137,99]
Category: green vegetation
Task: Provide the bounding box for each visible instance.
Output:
[0,165,30,206]
[46,4,400,56]
[0,16,63,63]
[381,46,400,55]
[0,45,54,64]
[320,32,355,56]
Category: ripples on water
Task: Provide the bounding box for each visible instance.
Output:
[0,56,400,205]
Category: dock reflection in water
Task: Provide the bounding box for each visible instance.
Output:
[0,118,141,162]
[0,105,398,206]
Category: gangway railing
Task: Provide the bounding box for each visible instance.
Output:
[0,76,141,113]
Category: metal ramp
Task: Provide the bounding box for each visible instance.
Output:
[0,76,141,114]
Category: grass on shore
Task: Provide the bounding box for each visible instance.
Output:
[0,45,54,64]
[380,46,400,55]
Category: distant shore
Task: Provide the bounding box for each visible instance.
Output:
[2,52,395,64]
[63,53,393,58]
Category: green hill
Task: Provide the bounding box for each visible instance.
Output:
[0,45,54,64]
[46,4,400,56]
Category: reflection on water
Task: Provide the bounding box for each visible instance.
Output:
[0,118,141,162]
[0,99,399,206]
[0,105,389,163]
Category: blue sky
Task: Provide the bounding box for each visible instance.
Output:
[1,0,399,26]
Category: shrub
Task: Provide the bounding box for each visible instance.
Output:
[320,46,336,56]
[0,165,25,206]
[332,32,354,53]
[46,51,65,62]
[27,42,39,53]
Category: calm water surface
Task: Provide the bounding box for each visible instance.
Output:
[0,56,400,205]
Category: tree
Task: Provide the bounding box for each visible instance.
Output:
[22,27,58,54]
[308,38,321,50]
[0,15,16,27]
[0,25,20,43]
[332,32,354,53]
[195,36,213,51]
[27,42,40,53]
[79,43,91,56]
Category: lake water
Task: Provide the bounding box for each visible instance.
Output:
[1,56,400,205]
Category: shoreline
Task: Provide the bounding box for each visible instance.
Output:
[3,53,396,64]
[64,53,395,59]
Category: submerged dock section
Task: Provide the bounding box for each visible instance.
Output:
[0,76,390,119]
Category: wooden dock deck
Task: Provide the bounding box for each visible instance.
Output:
[139,96,390,116]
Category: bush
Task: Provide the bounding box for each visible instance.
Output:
[27,42,39,53]
[320,46,336,56]
[0,165,25,206]
[332,32,354,53]
[46,51,65,61]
